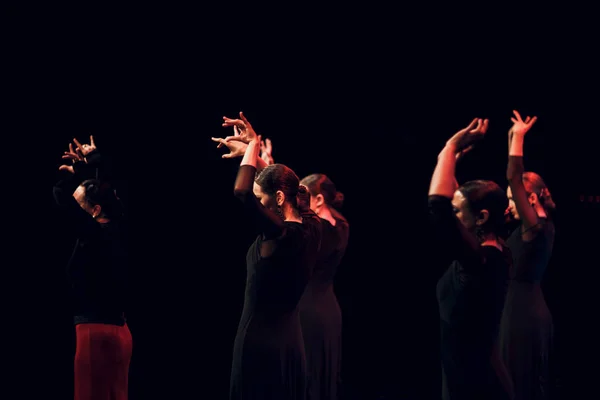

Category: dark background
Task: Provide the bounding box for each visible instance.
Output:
[5,5,600,399]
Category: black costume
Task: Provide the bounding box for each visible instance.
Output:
[298,213,349,400]
[499,155,555,399]
[229,165,321,400]
[429,195,511,399]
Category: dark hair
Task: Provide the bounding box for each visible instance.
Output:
[300,173,344,209]
[522,172,556,214]
[80,179,124,220]
[458,180,508,237]
[255,164,301,209]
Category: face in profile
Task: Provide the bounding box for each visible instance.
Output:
[253,182,278,213]
[73,185,101,218]
[506,186,520,220]
[452,190,477,231]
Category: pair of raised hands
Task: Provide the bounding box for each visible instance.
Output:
[58,135,97,173]
[211,112,274,164]
[449,110,537,160]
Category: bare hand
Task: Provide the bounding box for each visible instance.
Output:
[455,144,474,161]
[222,112,258,143]
[509,109,537,137]
[211,126,248,158]
[62,143,84,163]
[446,118,489,153]
[260,138,274,165]
[73,135,97,156]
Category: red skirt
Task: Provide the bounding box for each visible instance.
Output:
[74,323,133,400]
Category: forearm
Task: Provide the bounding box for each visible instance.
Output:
[429,144,458,198]
[509,133,524,157]
[240,139,259,169]
[256,155,268,173]
[234,140,260,199]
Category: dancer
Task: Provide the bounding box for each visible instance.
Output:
[297,173,349,400]
[54,136,131,400]
[260,138,350,400]
[499,110,556,399]
[220,112,322,399]
[213,132,350,399]
[428,118,512,399]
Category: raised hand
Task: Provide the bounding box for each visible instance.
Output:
[260,138,274,165]
[212,126,248,159]
[455,144,474,162]
[59,143,83,173]
[446,118,489,153]
[73,135,97,156]
[222,112,258,144]
[509,109,537,137]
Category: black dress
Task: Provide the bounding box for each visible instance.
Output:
[499,221,555,399]
[230,165,322,400]
[298,214,349,400]
[429,195,511,400]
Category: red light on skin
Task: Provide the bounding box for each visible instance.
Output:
[596,195,600,203]
[589,196,594,202]
[580,195,585,202]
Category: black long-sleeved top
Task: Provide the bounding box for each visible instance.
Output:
[53,151,127,326]
[429,195,510,399]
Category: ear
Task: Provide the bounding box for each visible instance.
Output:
[528,192,538,205]
[91,204,102,218]
[475,209,489,226]
[276,190,285,207]
[315,193,325,208]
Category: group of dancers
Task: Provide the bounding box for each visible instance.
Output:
[52,109,555,400]
[429,110,555,399]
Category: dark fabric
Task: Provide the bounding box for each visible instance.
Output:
[230,162,322,399]
[74,323,132,400]
[429,195,511,400]
[53,151,128,325]
[499,220,555,399]
[299,216,349,400]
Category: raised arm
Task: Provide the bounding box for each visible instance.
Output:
[428,118,488,268]
[507,110,540,233]
[230,124,286,239]
[53,151,104,236]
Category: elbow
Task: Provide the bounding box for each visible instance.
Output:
[233,185,251,201]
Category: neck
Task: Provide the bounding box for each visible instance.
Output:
[480,233,502,251]
[282,204,302,223]
[94,215,110,224]
[317,206,336,226]
[535,205,547,219]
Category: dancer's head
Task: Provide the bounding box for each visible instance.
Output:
[506,172,556,220]
[254,164,308,219]
[300,173,344,216]
[73,179,124,222]
[453,180,508,240]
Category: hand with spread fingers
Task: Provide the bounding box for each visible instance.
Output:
[74,135,97,156]
[58,135,97,173]
[222,111,259,144]
[260,138,274,165]
[446,117,489,154]
[212,125,249,159]
[508,109,537,149]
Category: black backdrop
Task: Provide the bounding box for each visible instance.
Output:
[6,6,600,400]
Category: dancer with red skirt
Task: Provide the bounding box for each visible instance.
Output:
[53,136,131,400]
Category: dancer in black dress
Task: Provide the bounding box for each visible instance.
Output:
[428,118,512,399]
[297,174,349,400]
[499,110,556,399]
[220,112,322,400]
[54,136,130,400]
[237,135,350,400]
